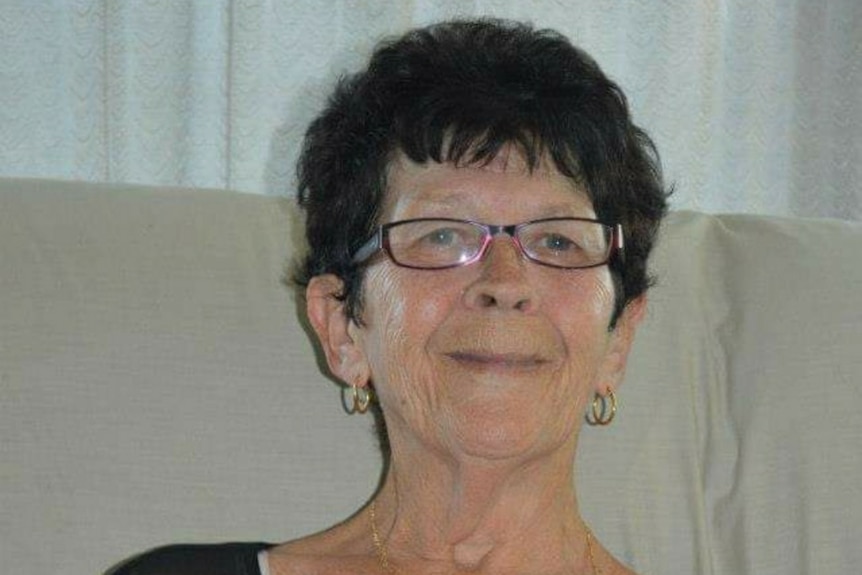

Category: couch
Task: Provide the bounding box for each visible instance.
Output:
[2,177,861,575]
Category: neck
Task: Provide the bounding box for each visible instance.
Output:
[371,431,594,573]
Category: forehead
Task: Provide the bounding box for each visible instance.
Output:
[383,150,594,220]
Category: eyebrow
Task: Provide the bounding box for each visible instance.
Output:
[395,194,593,221]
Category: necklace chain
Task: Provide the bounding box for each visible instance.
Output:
[369,500,601,575]
[585,526,601,575]
[370,500,394,573]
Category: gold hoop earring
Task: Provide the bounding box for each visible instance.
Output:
[587,388,617,426]
[347,383,371,415]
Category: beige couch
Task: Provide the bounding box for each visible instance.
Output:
[2,177,861,575]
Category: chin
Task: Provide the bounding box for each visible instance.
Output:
[449,409,554,461]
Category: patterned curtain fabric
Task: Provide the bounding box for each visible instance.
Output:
[1,0,859,220]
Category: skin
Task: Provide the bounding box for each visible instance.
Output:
[268,149,646,575]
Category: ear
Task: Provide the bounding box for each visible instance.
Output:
[306,274,371,388]
[594,295,647,395]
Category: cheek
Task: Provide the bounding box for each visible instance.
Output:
[360,268,451,387]
[548,270,617,379]
[587,274,617,324]
[553,268,616,331]
[361,268,407,366]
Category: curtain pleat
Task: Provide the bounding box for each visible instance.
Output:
[0,0,858,219]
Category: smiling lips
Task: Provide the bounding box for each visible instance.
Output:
[445,350,550,371]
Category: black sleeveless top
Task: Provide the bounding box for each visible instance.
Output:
[107,543,275,575]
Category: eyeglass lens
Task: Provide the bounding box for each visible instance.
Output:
[385,219,611,269]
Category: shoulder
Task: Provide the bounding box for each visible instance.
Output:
[107,542,274,575]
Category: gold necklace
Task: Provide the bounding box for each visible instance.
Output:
[585,526,602,575]
[369,500,396,573]
[369,500,601,575]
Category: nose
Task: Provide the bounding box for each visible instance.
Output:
[462,236,536,312]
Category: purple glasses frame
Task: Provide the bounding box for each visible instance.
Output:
[350,217,624,270]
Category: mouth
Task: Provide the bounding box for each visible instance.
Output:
[445,351,549,371]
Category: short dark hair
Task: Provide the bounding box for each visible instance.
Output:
[295,18,669,325]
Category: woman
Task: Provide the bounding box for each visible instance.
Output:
[112,17,668,575]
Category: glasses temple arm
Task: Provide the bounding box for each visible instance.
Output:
[613,224,625,263]
[351,230,382,264]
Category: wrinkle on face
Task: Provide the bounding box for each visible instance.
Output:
[383,149,589,223]
[355,152,621,462]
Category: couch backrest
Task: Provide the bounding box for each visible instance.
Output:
[2,178,860,575]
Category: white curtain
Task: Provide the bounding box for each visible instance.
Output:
[1,0,859,220]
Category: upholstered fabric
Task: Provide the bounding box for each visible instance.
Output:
[1,178,860,575]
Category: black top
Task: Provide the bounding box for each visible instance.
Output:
[107,543,275,575]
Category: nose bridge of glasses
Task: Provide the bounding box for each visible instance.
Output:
[479,223,528,261]
[484,223,520,238]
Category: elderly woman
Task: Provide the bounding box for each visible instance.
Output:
[113,17,667,575]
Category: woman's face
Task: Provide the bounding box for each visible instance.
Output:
[315,151,643,462]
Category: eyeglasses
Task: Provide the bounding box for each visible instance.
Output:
[351,217,623,270]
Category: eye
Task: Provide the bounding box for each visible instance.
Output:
[422,227,460,246]
[387,220,482,268]
[538,233,580,252]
